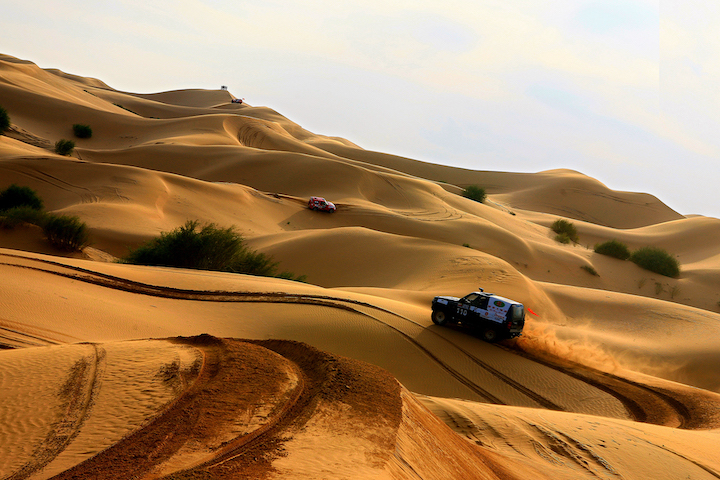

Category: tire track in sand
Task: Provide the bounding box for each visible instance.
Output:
[498,344,694,429]
[0,253,710,430]
[7,344,103,480]
[49,336,223,480]
[47,338,354,480]
[0,255,506,404]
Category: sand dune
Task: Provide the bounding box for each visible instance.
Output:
[420,395,720,480]
[2,54,720,479]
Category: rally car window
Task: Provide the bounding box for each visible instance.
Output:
[463,294,479,303]
[472,296,489,309]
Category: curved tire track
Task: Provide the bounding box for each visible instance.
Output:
[0,253,710,431]
[168,339,347,479]
[46,338,352,480]
[499,344,694,429]
[49,337,229,480]
[7,344,102,480]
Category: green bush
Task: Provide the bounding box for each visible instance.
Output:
[463,185,487,203]
[124,221,247,271]
[231,249,279,277]
[0,206,48,228]
[276,271,307,282]
[581,265,599,276]
[122,220,304,280]
[0,185,90,251]
[0,184,44,211]
[0,105,9,132]
[629,246,680,278]
[551,219,579,244]
[72,124,93,138]
[43,214,89,251]
[555,233,571,244]
[594,239,631,260]
[55,139,75,156]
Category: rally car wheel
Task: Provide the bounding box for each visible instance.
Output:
[481,328,498,343]
[431,310,447,325]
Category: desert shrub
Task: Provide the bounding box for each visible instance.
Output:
[551,219,578,244]
[0,185,90,250]
[0,184,44,211]
[231,249,279,277]
[72,124,93,138]
[124,221,242,271]
[122,220,304,280]
[463,185,487,203]
[594,239,630,260]
[555,233,571,244]
[629,246,680,278]
[276,271,307,282]
[0,206,48,228]
[55,139,75,156]
[43,214,89,251]
[0,105,9,132]
[581,265,599,276]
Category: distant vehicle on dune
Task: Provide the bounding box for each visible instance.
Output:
[431,288,525,342]
[308,196,336,213]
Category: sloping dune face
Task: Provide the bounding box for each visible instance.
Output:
[2,54,720,479]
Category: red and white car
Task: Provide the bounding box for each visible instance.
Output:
[308,196,336,213]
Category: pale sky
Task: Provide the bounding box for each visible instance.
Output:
[2,0,719,218]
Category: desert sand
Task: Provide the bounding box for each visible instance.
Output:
[1,53,720,479]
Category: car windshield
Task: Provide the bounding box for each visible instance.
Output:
[463,293,479,303]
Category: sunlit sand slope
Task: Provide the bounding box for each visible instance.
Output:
[420,395,720,480]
